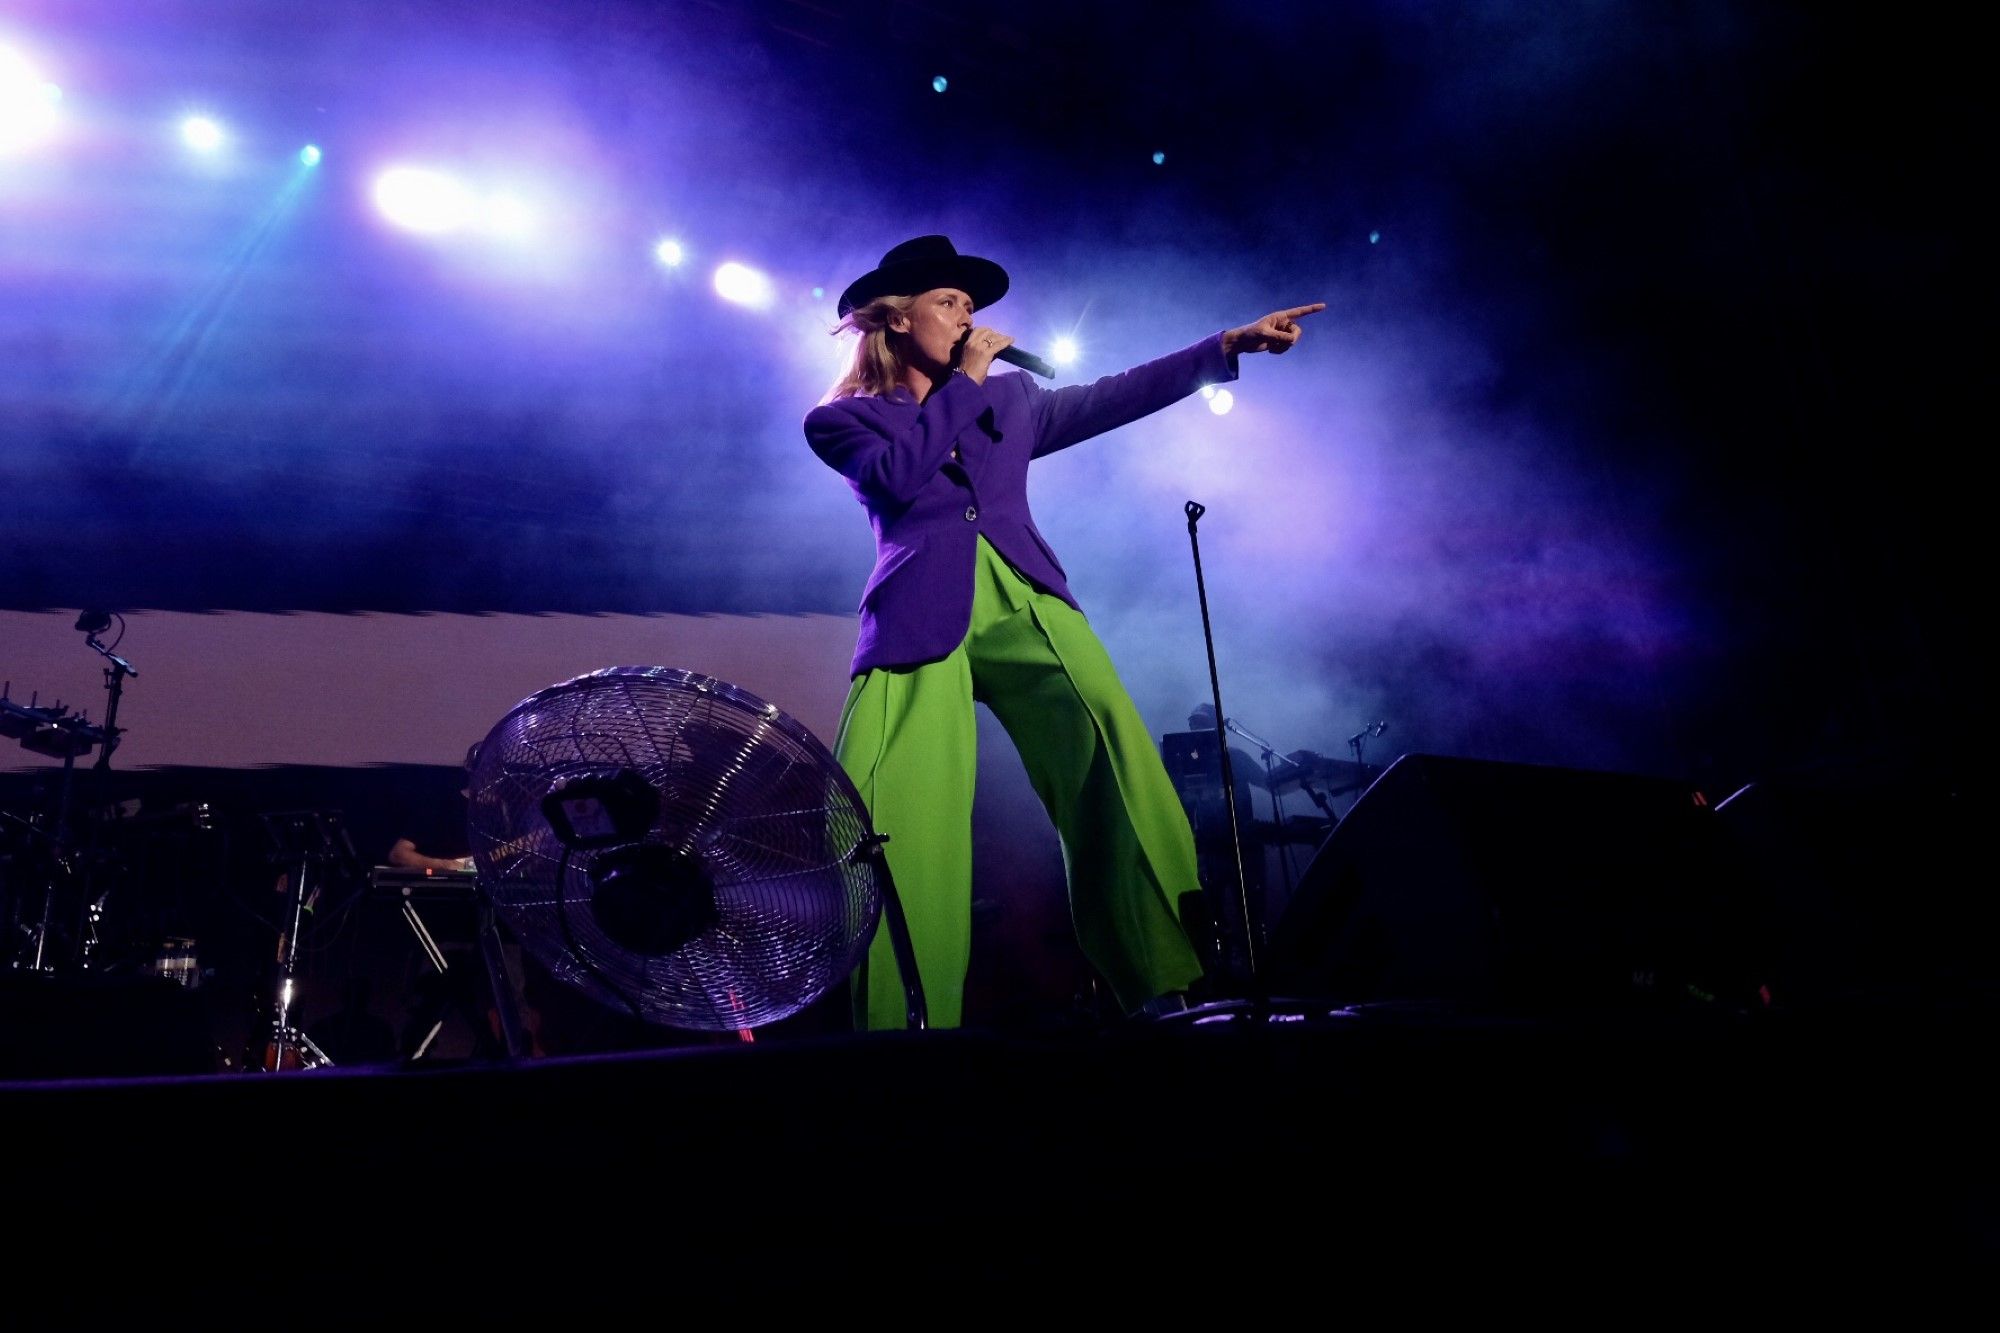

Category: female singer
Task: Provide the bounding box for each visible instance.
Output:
[805,234,1322,1030]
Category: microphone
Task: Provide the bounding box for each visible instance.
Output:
[995,345,1056,379]
[957,331,1057,379]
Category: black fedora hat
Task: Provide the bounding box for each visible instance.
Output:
[837,235,1009,318]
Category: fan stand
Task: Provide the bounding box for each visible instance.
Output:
[862,832,928,1031]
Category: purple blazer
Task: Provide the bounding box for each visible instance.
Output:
[805,333,1237,676]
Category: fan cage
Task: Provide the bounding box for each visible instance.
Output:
[465,666,881,1031]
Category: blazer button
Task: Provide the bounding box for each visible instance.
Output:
[964,505,978,522]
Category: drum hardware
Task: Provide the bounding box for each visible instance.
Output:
[2,693,102,758]
[2,688,109,975]
[254,810,365,1071]
[0,689,62,739]
[75,610,137,773]
[139,936,202,989]
[2,616,138,977]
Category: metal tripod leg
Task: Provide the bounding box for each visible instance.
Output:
[398,887,528,1063]
[261,853,333,1071]
[265,969,334,1070]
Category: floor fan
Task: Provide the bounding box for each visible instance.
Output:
[464,666,923,1035]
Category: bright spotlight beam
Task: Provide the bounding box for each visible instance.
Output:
[0,45,61,153]
[180,115,225,152]
[373,166,475,234]
[713,261,774,310]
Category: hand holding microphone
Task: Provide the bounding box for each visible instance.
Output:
[957,327,1057,381]
[956,326,1014,384]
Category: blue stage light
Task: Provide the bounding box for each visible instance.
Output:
[1152,150,1165,165]
[1051,336,1079,366]
[932,75,948,93]
[1369,230,1380,244]
[299,144,322,167]
[654,237,685,267]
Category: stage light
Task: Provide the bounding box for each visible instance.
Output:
[932,75,948,93]
[180,115,225,153]
[654,237,684,267]
[1369,230,1380,244]
[811,285,824,300]
[1152,150,1166,165]
[1201,385,1234,416]
[0,45,60,153]
[1051,336,1079,366]
[713,261,774,310]
[299,144,321,167]
[373,165,475,234]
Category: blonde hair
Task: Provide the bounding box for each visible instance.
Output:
[822,293,919,402]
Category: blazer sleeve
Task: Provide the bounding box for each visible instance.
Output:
[1026,333,1237,459]
[804,374,989,508]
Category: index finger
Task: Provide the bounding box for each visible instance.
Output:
[1277,303,1327,319]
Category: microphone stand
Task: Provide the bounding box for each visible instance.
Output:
[74,629,138,971]
[85,633,136,772]
[1348,721,1387,777]
[1182,501,1261,1001]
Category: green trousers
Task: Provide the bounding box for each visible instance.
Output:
[834,536,1207,1031]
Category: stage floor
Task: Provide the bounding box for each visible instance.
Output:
[6,985,1994,1305]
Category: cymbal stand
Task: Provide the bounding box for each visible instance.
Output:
[17,736,83,974]
[256,813,360,1071]
[262,844,333,1071]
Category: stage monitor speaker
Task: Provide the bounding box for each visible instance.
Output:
[1709,770,1990,1009]
[1264,753,1767,1015]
